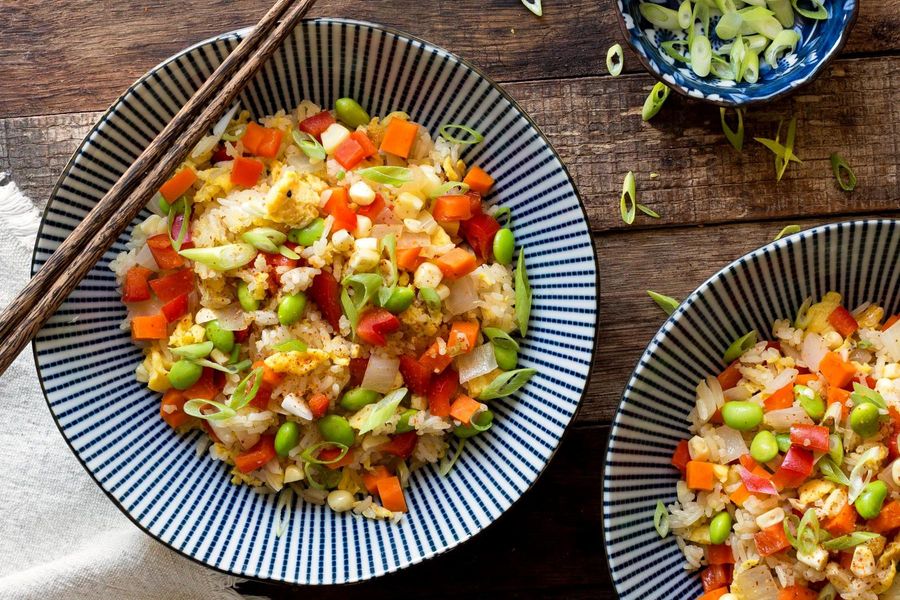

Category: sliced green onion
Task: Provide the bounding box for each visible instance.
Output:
[764,29,800,68]
[829,434,844,466]
[382,234,398,287]
[606,44,624,77]
[304,462,341,490]
[358,388,408,435]
[439,439,467,476]
[858,340,874,350]
[830,153,857,192]
[709,55,736,81]
[677,0,693,28]
[850,382,887,410]
[720,107,745,151]
[767,0,795,27]
[660,40,690,63]
[620,171,637,225]
[179,243,257,271]
[818,456,850,486]
[273,339,309,353]
[521,0,542,16]
[774,225,801,240]
[342,273,383,312]
[742,48,760,83]
[784,513,800,549]
[221,124,246,142]
[419,287,442,311]
[791,0,828,19]
[755,118,801,183]
[483,327,521,352]
[167,198,192,252]
[291,129,326,162]
[637,203,660,218]
[492,206,512,228]
[279,244,300,260]
[515,248,531,337]
[241,227,287,254]
[228,344,241,365]
[340,286,358,335]
[229,367,264,410]
[469,410,493,432]
[336,170,346,181]
[745,34,770,52]
[191,358,251,375]
[639,3,681,30]
[274,487,293,539]
[647,291,680,316]
[439,124,484,145]
[740,7,783,39]
[817,584,837,600]
[723,330,758,362]
[654,500,670,538]
[794,296,813,328]
[690,35,713,77]
[170,341,215,360]
[300,441,350,465]
[183,398,236,422]
[359,166,413,186]
[715,11,743,40]
[822,531,881,552]
[730,37,747,81]
[478,368,537,400]
[642,83,670,122]
[428,181,470,199]
[796,508,820,555]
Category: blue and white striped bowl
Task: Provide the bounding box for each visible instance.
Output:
[603,220,900,598]
[615,0,858,106]
[32,19,598,584]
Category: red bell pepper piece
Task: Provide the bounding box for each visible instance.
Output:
[789,424,830,453]
[701,565,732,593]
[308,393,330,419]
[356,308,400,346]
[466,191,483,215]
[399,355,432,396]
[380,431,418,458]
[234,435,277,473]
[427,368,458,418]
[309,271,343,331]
[161,292,190,323]
[323,187,357,232]
[828,305,859,338]
[332,131,377,171]
[716,361,742,390]
[241,122,284,158]
[671,439,691,474]
[348,357,369,388]
[460,213,501,260]
[350,131,377,156]
[146,233,185,270]
[356,193,386,219]
[231,156,264,187]
[122,266,154,302]
[754,523,791,557]
[211,143,230,164]
[298,111,336,139]
[706,544,735,565]
[781,446,814,477]
[263,251,298,270]
[772,466,808,490]
[737,466,778,495]
[233,327,250,342]
[149,268,194,302]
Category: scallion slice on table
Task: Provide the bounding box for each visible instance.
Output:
[754,117,802,182]
[439,124,484,145]
[774,224,801,240]
[830,153,857,191]
[654,500,670,538]
[606,44,624,77]
[647,291,680,316]
[620,171,637,225]
[720,107,745,151]
[641,83,670,122]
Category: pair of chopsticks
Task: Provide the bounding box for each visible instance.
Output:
[0,0,316,375]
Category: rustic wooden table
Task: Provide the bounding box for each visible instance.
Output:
[2,0,899,597]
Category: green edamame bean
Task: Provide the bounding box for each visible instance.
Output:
[829,434,844,466]
[454,410,494,439]
[492,228,515,265]
[720,401,763,431]
[335,98,371,129]
[167,359,203,390]
[340,387,382,411]
[775,433,792,453]
[708,511,732,545]
[288,218,325,246]
[381,286,415,314]
[493,345,518,371]
[278,293,307,325]
[855,480,889,520]
[205,320,235,353]
[850,402,881,438]
[795,384,825,421]
[750,430,778,463]
[395,409,419,434]
[237,280,259,312]
[274,421,300,457]
[317,414,355,447]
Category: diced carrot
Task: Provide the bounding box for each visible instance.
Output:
[716,362,742,390]
[462,165,494,196]
[671,439,690,473]
[754,523,790,557]
[764,383,795,412]
[419,340,454,375]
[146,233,185,270]
[884,314,900,331]
[822,500,857,536]
[323,187,357,232]
[432,194,473,223]
[361,465,391,494]
[160,389,190,428]
[376,476,408,512]
[379,118,419,159]
[698,588,729,600]
[231,156,264,187]
[868,500,900,534]
[448,321,479,354]
[686,461,715,491]
[729,484,753,507]
[159,167,197,202]
[819,351,856,390]
[777,585,818,600]
[449,395,482,425]
[435,248,477,279]
[131,314,168,340]
[122,266,154,303]
[234,435,276,473]
[149,268,194,302]
[333,136,368,170]
[379,431,418,459]
[183,368,223,401]
[308,393,330,419]
[828,306,859,338]
[252,360,284,388]
[827,386,851,418]
[706,544,735,565]
[796,373,818,385]
[396,247,423,272]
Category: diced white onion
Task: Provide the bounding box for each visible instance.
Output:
[764,406,812,431]
[764,368,798,394]
[214,104,240,136]
[715,426,749,464]
[881,320,900,362]
[456,343,497,383]
[191,103,240,159]
[133,243,160,271]
[445,275,479,316]
[361,355,400,394]
[801,332,828,372]
[281,394,313,421]
[695,376,724,423]
[195,306,248,330]
[126,298,164,320]
[370,224,403,240]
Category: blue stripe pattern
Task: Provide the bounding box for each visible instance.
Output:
[603,220,900,599]
[31,19,598,585]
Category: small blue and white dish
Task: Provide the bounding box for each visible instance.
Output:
[615,0,859,106]
[603,220,900,598]
[32,19,598,585]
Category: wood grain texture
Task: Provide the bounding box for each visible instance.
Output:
[1,0,899,118]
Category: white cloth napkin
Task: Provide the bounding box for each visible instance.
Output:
[0,175,255,600]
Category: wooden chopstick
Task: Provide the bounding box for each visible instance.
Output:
[0,0,316,375]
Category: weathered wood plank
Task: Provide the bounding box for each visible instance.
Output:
[239,423,616,599]
[1,0,899,118]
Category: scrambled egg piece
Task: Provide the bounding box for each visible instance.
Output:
[465,369,502,398]
[265,169,326,226]
[168,316,205,347]
[802,291,842,333]
[140,347,172,392]
[264,349,329,377]
[193,167,235,204]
